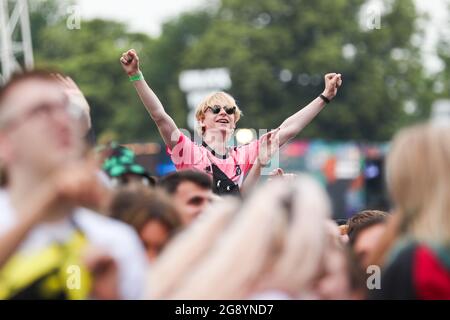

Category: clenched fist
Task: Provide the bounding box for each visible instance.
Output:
[120,49,140,76]
[322,73,343,101]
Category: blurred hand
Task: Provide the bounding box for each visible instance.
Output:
[53,74,91,132]
[268,168,284,179]
[120,49,140,76]
[267,168,298,182]
[258,128,280,166]
[83,247,120,300]
[322,73,343,100]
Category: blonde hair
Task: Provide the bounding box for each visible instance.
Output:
[147,197,239,299]
[171,174,332,299]
[194,92,242,136]
[386,123,450,245]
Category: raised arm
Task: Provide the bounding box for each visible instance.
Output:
[120,49,180,148]
[277,73,342,146]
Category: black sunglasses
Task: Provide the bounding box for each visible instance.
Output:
[207,105,236,115]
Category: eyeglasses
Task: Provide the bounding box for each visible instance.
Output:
[206,105,237,115]
[0,96,81,131]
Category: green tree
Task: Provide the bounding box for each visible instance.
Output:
[28,0,437,142]
[180,0,434,141]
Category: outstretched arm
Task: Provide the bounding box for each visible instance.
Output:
[120,49,181,149]
[277,73,342,146]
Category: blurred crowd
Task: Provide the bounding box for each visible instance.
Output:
[0,69,449,300]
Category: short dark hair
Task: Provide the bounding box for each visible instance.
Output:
[158,170,212,195]
[347,210,388,246]
[109,185,181,234]
[0,70,58,113]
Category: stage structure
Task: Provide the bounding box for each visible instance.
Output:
[0,0,34,84]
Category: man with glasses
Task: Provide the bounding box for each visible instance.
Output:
[0,71,148,299]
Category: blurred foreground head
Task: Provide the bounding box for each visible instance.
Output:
[0,71,85,177]
[148,197,239,299]
[171,175,340,299]
[386,123,450,244]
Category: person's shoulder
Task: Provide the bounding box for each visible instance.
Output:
[412,244,450,299]
[380,242,450,300]
[370,241,417,299]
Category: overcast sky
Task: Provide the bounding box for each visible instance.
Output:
[76,0,209,35]
[76,0,449,73]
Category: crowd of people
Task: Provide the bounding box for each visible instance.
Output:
[0,48,448,300]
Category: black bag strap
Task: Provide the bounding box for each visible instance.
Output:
[211,163,241,196]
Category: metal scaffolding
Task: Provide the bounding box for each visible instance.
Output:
[0,0,34,85]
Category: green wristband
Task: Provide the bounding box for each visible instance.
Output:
[129,72,144,82]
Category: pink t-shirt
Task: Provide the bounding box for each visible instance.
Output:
[167,133,259,187]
